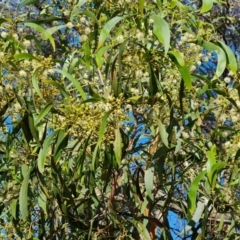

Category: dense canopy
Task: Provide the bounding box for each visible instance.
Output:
[0,0,240,239]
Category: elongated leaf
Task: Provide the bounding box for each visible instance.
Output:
[149,63,160,96]
[98,111,112,145]
[151,14,170,55]
[187,170,207,215]
[19,165,31,220]
[10,199,18,219]
[28,113,41,146]
[174,139,182,154]
[69,57,79,74]
[132,220,152,239]
[25,35,43,53]
[0,98,14,118]
[24,22,55,51]
[91,110,112,170]
[54,129,69,162]
[17,0,38,10]
[118,38,128,82]
[83,41,91,70]
[25,100,41,146]
[43,79,68,98]
[32,67,43,98]
[111,55,121,97]
[217,214,225,232]
[200,0,213,13]
[38,130,59,173]
[168,50,185,66]
[35,102,53,126]
[206,146,216,187]
[180,200,205,235]
[153,146,172,184]
[178,65,192,90]
[70,0,88,20]
[98,16,125,49]
[139,0,145,16]
[157,119,169,147]
[0,18,11,25]
[96,46,111,68]
[217,40,238,73]
[14,53,38,61]
[82,10,98,23]
[41,24,68,40]
[113,127,122,166]
[144,166,154,200]
[23,17,64,25]
[210,162,226,190]
[54,69,86,100]
[38,191,47,215]
[197,39,227,80]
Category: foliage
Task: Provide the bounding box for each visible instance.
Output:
[0,0,239,239]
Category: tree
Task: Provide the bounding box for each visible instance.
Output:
[0,0,239,239]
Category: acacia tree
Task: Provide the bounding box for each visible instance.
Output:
[0,0,239,239]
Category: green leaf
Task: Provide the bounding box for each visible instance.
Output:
[132,220,152,239]
[91,110,112,170]
[153,146,172,184]
[69,57,79,74]
[25,35,43,53]
[41,24,68,41]
[178,65,192,90]
[129,96,142,102]
[32,67,43,99]
[19,165,31,220]
[217,40,238,73]
[0,18,11,25]
[82,10,98,23]
[168,50,185,66]
[96,46,111,68]
[151,14,170,55]
[144,166,154,200]
[38,191,47,216]
[35,102,53,126]
[23,17,64,25]
[88,85,102,101]
[43,79,68,98]
[0,98,14,119]
[54,69,86,100]
[197,39,227,80]
[200,0,214,13]
[17,0,38,10]
[113,126,122,166]
[206,145,216,187]
[157,119,169,147]
[28,113,40,146]
[14,53,38,61]
[180,200,205,235]
[98,111,112,145]
[111,55,121,97]
[54,130,69,162]
[24,22,55,51]
[187,170,207,215]
[139,0,145,16]
[174,139,182,154]
[98,16,125,49]
[210,162,226,189]
[38,130,59,173]
[118,38,128,81]
[10,199,18,219]
[148,63,161,96]
[70,0,88,21]
[83,41,91,70]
